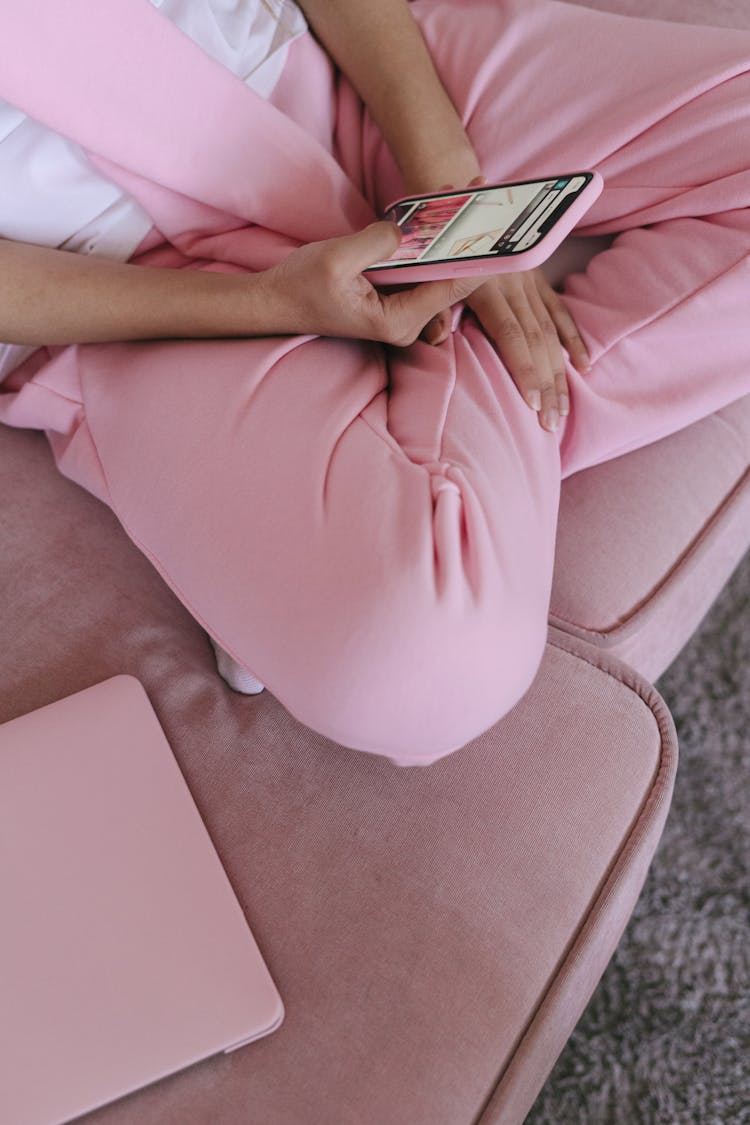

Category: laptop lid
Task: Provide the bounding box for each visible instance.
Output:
[0,675,283,1125]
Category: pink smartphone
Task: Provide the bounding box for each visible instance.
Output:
[363,171,603,284]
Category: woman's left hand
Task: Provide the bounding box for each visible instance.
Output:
[425,266,591,433]
[416,176,591,433]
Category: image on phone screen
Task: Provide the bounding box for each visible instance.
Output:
[368,174,590,270]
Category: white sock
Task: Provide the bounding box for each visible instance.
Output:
[209,636,265,695]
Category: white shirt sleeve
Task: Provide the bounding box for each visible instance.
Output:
[0,0,307,380]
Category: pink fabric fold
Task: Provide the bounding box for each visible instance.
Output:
[0,0,373,243]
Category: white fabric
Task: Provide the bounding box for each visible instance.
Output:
[210,637,266,694]
[0,0,306,382]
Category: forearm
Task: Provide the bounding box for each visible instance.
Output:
[0,237,270,346]
[296,0,480,192]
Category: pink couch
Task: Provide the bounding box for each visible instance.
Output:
[1,1,748,1121]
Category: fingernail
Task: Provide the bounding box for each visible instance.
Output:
[580,354,592,371]
[527,390,542,411]
[542,408,559,432]
[558,393,569,416]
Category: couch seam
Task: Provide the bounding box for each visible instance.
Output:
[474,631,677,1124]
[550,462,750,640]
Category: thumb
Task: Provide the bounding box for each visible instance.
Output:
[338,221,402,273]
[388,272,485,331]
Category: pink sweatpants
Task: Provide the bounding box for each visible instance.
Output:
[2,0,749,765]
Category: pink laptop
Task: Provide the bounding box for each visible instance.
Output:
[0,675,283,1125]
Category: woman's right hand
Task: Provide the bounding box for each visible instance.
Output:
[256,221,484,346]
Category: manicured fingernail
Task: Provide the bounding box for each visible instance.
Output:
[542,408,559,432]
[527,390,542,411]
[558,393,569,416]
[580,354,591,371]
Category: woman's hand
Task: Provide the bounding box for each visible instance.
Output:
[427,266,591,432]
[419,179,591,433]
[257,221,484,345]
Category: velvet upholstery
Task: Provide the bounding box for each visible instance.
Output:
[550,395,750,679]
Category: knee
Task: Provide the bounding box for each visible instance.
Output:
[281,598,549,768]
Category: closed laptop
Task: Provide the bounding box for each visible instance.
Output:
[0,675,283,1125]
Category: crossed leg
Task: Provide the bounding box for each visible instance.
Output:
[219,0,749,761]
[7,0,748,765]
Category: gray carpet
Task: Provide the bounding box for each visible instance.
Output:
[527,552,750,1124]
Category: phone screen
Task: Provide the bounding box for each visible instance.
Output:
[368,174,591,270]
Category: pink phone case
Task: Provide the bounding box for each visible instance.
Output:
[364,171,603,284]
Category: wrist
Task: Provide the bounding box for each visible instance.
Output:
[181,267,279,339]
[400,141,482,196]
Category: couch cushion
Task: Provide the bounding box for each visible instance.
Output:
[0,425,677,1125]
[550,395,750,680]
